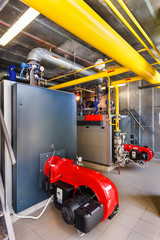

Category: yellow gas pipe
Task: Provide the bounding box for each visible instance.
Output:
[47,59,114,82]
[47,48,150,83]
[114,86,120,132]
[49,66,129,90]
[47,48,158,83]
[49,64,160,90]
[106,76,115,126]
[112,76,143,86]
[21,0,160,85]
[117,0,160,58]
[104,0,160,65]
[111,65,160,87]
[108,76,111,122]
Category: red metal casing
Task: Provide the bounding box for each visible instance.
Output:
[123,144,153,161]
[85,115,103,121]
[44,156,118,221]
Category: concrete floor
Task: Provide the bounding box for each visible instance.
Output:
[13,160,160,240]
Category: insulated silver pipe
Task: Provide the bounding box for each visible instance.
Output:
[0,72,8,79]
[27,48,98,77]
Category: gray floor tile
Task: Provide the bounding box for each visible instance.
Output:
[41,226,74,240]
[141,209,160,227]
[102,221,132,240]
[12,160,160,240]
[66,228,101,240]
[98,232,117,240]
[123,203,146,218]
[114,212,139,229]
[15,226,39,240]
[134,219,160,240]
[127,231,152,240]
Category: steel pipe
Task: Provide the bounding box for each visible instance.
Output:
[0,0,9,11]
[27,48,96,77]
[21,0,160,85]
[0,108,16,165]
[47,59,114,82]
[49,66,129,90]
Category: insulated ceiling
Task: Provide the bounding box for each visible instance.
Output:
[0,0,160,87]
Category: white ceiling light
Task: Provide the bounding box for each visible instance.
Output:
[0,7,40,46]
[101,86,106,90]
[117,83,126,87]
[110,83,126,88]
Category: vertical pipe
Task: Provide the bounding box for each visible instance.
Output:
[139,81,142,145]
[127,83,130,110]
[114,86,120,132]
[115,86,119,116]
[152,87,155,152]
[108,77,111,122]
[0,108,16,165]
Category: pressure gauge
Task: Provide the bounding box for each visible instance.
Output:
[40,66,44,72]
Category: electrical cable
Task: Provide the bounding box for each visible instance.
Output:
[12,196,53,220]
[129,159,149,168]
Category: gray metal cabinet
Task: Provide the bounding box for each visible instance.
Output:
[12,83,77,212]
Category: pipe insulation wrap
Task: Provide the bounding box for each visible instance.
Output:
[22,0,160,85]
[27,48,97,77]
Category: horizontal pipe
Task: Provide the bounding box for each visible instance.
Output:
[0,20,92,66]
[117,0,160,58]
[27,48,96,77]
[47,59,114,82]
[104,0,160,65]
[111,76,143,86]
[48,55,158,83]
[49,66,129,90]
[111,66,160,86]
[139,83,160,89]
[21,0,160,85]
[50,63,160,90]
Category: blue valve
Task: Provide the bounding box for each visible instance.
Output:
[94,96,98,114]
[20,62,39,80]
[21,62,29,68]
[7,64,16,82]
